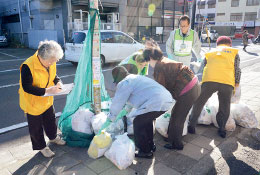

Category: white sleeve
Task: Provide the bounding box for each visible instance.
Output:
[109,80,133,119]
[166,31,175,59]
[192,30,202,60]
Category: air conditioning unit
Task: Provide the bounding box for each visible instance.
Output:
[107,14,113,23]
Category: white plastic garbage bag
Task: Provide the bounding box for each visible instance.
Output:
[212,112,236,132]
[71,108,94,134]
[231,103,258,128]
[88,131,112,159]
[105,133,135,170]
[231,85,241,104]
[155,113,170,138]
[126,117,134,135]
[197,106,212,125]
[155,113,189,138]
[92,112,107,135]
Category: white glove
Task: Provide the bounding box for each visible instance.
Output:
[197,57,203,63]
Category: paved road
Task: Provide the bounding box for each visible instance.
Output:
[0,41,259,132]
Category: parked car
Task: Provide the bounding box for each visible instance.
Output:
[234,32,254,39]
[65,30,145,66]
[0,31,8,47]
[201,29,218,42]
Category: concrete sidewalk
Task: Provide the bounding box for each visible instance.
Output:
[1,64,260,175]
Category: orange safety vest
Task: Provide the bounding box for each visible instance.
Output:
[19,52,56,115]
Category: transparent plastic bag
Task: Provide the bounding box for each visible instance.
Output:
[231,85,241,104]
[231,103,258,128]
[88,131,112,159]
[197,106,212,125]
[92,112,107,135]
[71,108,94,134]
[104,119,124,139]
[104,133,135,170]
[155,112,188,138]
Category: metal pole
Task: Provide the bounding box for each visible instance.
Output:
[90,0,101,114]
[28,0,32,29]
[173,0,175,30]
[18,0,24,44]
[162,0,164,43]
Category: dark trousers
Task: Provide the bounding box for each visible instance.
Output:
[168,82,201,146]
[133,111,165,153]
[26,106,57,150]
[189,82,233,131]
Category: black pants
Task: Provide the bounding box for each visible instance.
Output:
[26,106,57,150]
[133,111,165,153]
[189,82,233,131]
[168,82,201,146]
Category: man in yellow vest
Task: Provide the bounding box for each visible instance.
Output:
[188,36,241,138]
[19,40,66,157]
[166,15,202,67]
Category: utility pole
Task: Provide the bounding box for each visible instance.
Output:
[173,0,175,30]
[162,0,164,43]
[90,0,101,114]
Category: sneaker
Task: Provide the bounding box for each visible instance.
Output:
[49,135,66,145]
[40,147,55,158]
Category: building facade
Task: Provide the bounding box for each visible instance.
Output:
[0,0,192,48]
[195,0,260,37]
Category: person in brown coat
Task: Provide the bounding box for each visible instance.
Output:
[143,47,201,150]
[242,30,248,52]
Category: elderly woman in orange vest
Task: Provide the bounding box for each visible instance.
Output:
[188,36,241,138]
[19,40,66,158]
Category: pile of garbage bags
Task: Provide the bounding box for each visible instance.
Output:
[197,93,258,131]
[70,107,135,170]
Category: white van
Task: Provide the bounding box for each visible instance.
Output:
[65,30,144,66]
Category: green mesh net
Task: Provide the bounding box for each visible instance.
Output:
[58,9,110,147]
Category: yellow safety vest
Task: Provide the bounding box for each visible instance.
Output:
[202,46,238,87]
[19,52,56,115]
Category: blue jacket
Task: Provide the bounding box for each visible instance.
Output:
[109,74,173,120]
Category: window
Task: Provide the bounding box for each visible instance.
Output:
[246,0,259,6]
[113,32,133,44]
[217,13,225,16]
[244,12,257,20]
[101,32,114,43]
[218,0,226,2]
[198,4,205,9]
[231,0,240,7]
[2,14,20,24]
[72,32,86,44]
[230,13,243,21]
[208,4,216,8]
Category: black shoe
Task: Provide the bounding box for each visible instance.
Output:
[135,151,153,159]
[151,144,156,152]
[218,129,226,138]
[163,137,169,142]
[188,126,196,134]
[164,143,184,150]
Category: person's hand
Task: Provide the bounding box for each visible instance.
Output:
[56,82,63,89]
[45,86,62,95]
[197,57,203,63]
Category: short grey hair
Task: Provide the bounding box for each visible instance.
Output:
[38,40,64,60]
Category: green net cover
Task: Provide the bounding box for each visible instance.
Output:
[58,9,110,147]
